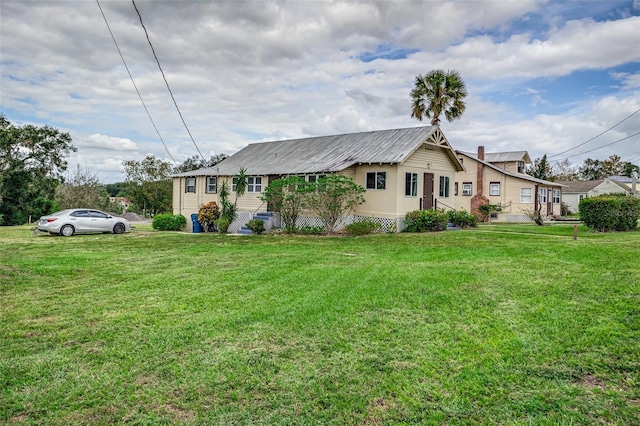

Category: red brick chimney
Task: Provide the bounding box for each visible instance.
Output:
[477,146,484,196]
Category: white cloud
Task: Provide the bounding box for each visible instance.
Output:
[1,0,638,182]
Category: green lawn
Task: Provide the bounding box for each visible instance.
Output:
[1,224,639,424]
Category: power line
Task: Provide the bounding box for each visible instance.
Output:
[555,130,640,161]
[548,107,640,159]
[96,0,177,166]
[131,0,206,162]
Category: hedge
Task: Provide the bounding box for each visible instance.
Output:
[403,209,448,232]
[152,213,187,231]
[579,194,640,232]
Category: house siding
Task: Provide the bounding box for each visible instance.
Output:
[454,156,562,220]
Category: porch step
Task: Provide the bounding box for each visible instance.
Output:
[253,212,273,221]
[446,222,461,231]
[236,226,253,235]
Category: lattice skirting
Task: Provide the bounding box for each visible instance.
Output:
[294,215,400,233]
[228,211,255,233]
[505,214,552,223]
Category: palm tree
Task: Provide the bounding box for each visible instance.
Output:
[410,69,467,125]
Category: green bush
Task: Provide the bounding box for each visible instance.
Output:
[344,218,380,235]
[477,204,501,222]
[580,194,640,232]
[246,219,265,234]
[152,213,187,231]
[447,209,477,228]
[296,225,325,235]
[403,209,448,232]
[216,217,231,233]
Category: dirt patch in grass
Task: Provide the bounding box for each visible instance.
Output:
[361,398,395,425]
[581,374,606,390]
[158,403,196,422]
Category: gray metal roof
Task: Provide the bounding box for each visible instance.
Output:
[483,151,532,164]
[174,126,461,177]
[456,150,565,187]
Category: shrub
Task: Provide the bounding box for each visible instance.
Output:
[403,209,448,232]
[447,209,477,228]
[305,175,366,233]
[345,218,380,235]
[580,194,640,232]
[260,176,308,233]
[477,204,501,222]
[152,213,187,231]
[296,225,325,235]
[246,219,265,234]
[197,201,220,232]
[216,217,231,233]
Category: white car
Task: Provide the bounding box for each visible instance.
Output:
[37,209,131,236]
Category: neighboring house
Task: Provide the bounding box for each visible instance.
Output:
[607,175,639,196]
[108,197,130,211]
[454,147,565,221]
[172,126,464,232]
[556,179,633,213]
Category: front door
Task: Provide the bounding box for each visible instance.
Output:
[423,173,434,210]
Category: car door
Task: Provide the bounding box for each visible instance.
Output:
[69,210,93,233]
[89,210,114,232]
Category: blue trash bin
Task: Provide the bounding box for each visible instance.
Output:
[191,213,202,233]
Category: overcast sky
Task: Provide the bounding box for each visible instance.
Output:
[1,0,639,183]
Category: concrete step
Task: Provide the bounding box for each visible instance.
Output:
[236,226,253,235]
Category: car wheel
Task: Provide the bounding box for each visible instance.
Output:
[113,223,125,234]
[60,225,74,237]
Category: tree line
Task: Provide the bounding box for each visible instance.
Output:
[0,115,227,225]
[527,154,639,182]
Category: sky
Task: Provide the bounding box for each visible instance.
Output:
[1,0,639,183]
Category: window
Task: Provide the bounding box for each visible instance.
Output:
[90,211,109,218]
[454,182,459,196]
[366,172,386,190]
[539,188,547,203]
[517,161,525,173]
[462,182,472,196]
[553,189,561,204]
[405,172,418,197]
[247,176,262,193]
[185,177,196,193]
[206,176,217,193]
[232,177,238,192]
[439,176,450,197]
[490,182,500,196]
[521,188,532,203]
[307,174,325,183]
[71,210,90,218]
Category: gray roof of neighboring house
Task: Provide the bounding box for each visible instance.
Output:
[557,179,631,193]
[484,151,532,164]
[555,180,602,193]
[173,126,463,177]
[608,175,633,183]
[457,151,565,187]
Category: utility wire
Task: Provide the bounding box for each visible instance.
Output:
[96,0,177,166]
[555,130,640,161]
[548,107,640,158]
[131,0,206,162]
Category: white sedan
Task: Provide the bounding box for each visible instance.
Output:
[37,209,131,236]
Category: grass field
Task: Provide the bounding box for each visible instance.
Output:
[1,224,639,424]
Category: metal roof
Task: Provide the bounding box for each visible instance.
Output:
[456,150,565,187]
[484,151,532,164]
[174,126,462,177]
